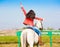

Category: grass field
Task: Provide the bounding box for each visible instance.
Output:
[0,36,18,43]
[0,35,60,47]
[0,35,60,43]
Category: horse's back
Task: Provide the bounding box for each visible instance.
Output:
[22,29,38,44]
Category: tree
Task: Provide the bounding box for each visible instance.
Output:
[47,27,54,30]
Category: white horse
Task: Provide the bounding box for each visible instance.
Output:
[21,20,43,47]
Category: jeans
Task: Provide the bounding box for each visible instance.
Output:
[26,26,41,36]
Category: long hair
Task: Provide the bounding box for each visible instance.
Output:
[26,10,35,19]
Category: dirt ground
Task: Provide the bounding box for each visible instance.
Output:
[0,44,17,47]
[0,43,60,47]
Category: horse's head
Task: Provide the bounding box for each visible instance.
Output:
[35,20,43,30]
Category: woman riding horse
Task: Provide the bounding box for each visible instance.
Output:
[21,4,43,45]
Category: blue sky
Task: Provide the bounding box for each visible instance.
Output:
[0,0,60,30]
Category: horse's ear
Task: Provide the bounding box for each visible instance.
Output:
[34,23,36,26]
[39,21,43,30]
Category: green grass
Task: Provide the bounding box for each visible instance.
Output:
[0,35,60,43]
[0,36,18,43]
[42,35,60,43]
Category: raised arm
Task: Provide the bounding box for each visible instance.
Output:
[20,3,26,16]
[35,17,43,21]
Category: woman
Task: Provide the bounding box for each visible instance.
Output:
[20,3,43,45]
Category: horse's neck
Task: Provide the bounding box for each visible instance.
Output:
[36,20,42,29]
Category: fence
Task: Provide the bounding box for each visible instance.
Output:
[16,30,60,47]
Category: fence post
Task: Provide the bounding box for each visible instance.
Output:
[48,31,52,47]
[16,31,22,47]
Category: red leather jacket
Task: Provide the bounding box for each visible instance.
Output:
[21,5,43,26]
